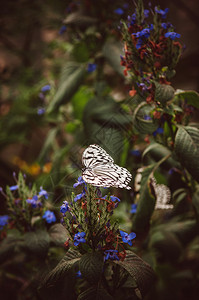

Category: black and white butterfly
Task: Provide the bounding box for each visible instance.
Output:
[82,144,132,189]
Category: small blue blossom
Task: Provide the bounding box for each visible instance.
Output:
[120,230,136,246]
[144,115,152,120]
[114,8,124,15]
[165,31,181,40]
[37,108,45,115]
[129,13,136,26]
[144,9,150,18]
[42,210,56,223]
[74,232,86,246]
[136,38,144,49]
[39,187,48,199]
[9,185,18,191]
[104,249,119,261]
[73,176,86,188]
[155,7,169,19]
[87,63,97,73]
[110,196,121,202]
[153,127,164,136]
[131,149,141,157]
[59,25,67,35]
[41,85,51,93]
[26,195,40,208]
[130,204,137,214]
[60,201,69,214]
[76,270,83,278]
[74,191,86,202]
[0,215,9,230]
[123,3,129,9]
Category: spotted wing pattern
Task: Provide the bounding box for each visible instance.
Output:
[82,144,132,190]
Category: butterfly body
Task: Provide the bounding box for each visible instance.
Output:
[82,144,132,189]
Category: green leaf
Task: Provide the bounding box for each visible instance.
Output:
[132,165,156,233]
[79,252,104,284]
[113,250,156,298]
[47,62,86,113]
[24,230,50,256]
[133,102,158,134]
[72,41,90,63]
[174,90,199,108]
[174,126,199,182]
[102,39,124,77]
[41,249,81,287]
[78,287,113,300]
[49,224,70,246]
[154,82,175,105]
[193,187,199,216]
[72,85,94,120]
[64,11,97,26]
[0,236,24,264]
[38,128,58,163]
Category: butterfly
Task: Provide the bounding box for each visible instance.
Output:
[82,144,132,189]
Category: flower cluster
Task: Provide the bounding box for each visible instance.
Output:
[60,176,136,261]
[120,2,182,101]
[0,172,56,233]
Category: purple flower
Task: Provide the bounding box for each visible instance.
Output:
[136,38,144,49]
[59,25,67,35]
[120,230,136,246]
[114,8,124,15]
[87,63,97,73]
[39,187,48,199]
[144,9,150,18]
[144,115,152,120]
[37,108,45,115]
[42,210,56,223]
[60,201,69,214]
[104,249,119,261]
[110,196,120,202]
[41,85,51,93]
[26,195,40,208]
[9,185,18,191]
[130,204,137,214]
[165,31,181,40]
[131,149,141,157]
[74,232,86,246]
[155,7,169,19]
[73,176,86,188]
[0,215,9,230]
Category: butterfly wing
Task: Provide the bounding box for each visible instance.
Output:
[82,144,114,168]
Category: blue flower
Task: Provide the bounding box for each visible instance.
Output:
[37,108,45,115]
[155,7,169,19]
[114,8,124,15]
[130,204,137,214]
[76,270,83,278]
[120,230,136,246]
[144,9,150,18]
[74,232,86,246]
[73,176,86,188]
[39,187,48,199]
[131,149,141,157]
[74,191,85,202]
[41,85,51,92]
[87,63,97,73]
[9,185,18,191]
[104,249,119,261]
[165,31,181,40]
[59,25,67,35]
[144,115,152,120]
[26,195,40,208]
[60,201,69,214]
[153,127,164,136]
[0,215,9,230]
[136,38,144,49]
[42,210,56,223]
[110,196,120,202]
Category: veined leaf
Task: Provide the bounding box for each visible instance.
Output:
[174,126,199,182]
[49,224,70,246]
[47,62,86,113]
[174,90,199,108]
[78,287,113,300]
[0,236,24,264]
[133,102,158,134]
[41,249,81,287]
[24,230,50,255]
[38,128,58,163]
[154,82,175,105]
[79,252,104,284]
[113,250,156,298]
[132,165,156,233]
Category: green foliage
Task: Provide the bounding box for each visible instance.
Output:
[154,82,175,105]
[77,287,113,300]
[79,252,104,284]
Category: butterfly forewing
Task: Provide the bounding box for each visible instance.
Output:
[82,144,132,189]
